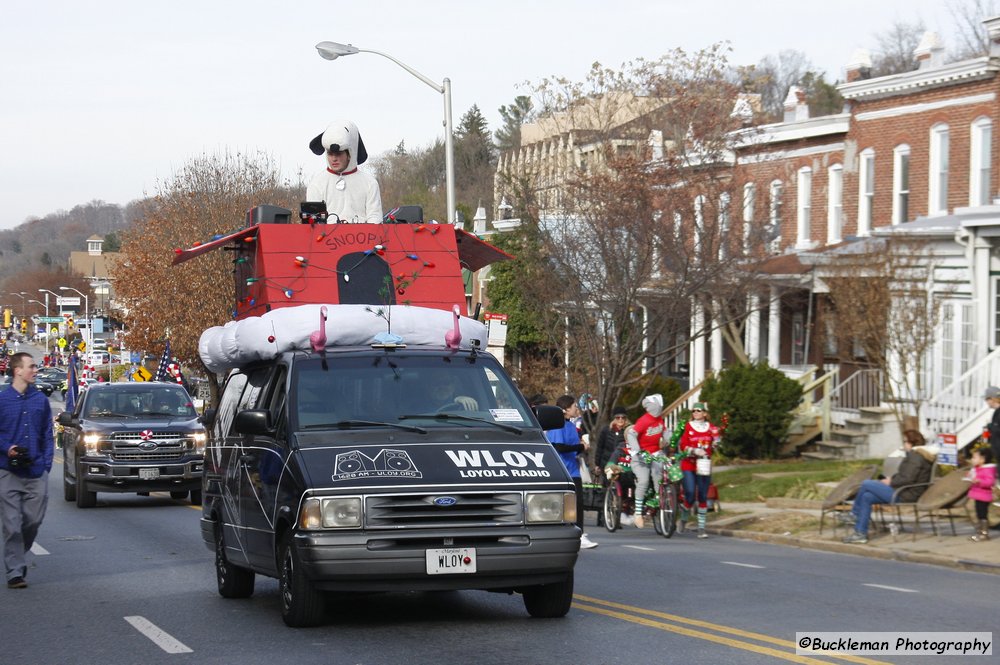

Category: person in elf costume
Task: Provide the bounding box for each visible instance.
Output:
[677,402,720,539]
[625,394,668,529]
[306,120,383,223]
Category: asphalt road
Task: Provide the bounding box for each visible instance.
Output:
[3,460,995,665]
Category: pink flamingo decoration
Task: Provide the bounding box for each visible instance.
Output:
[310,306,328,360]
[445,304,462,350]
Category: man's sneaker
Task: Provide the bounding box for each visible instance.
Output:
[620,513,634,526]
[842,531,868,544]
[633,515,645,529]
[6,577,27,589]
[580,533,599,549]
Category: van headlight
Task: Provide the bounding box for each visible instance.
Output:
[82,433,102,456]
[525,492,576,524]
[299,497,363,530]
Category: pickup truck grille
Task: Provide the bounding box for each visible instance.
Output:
[365,492,523,529]
[110,431,190,461]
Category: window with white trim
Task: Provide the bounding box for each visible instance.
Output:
[892,144,910,225]
[742,182,755,253]
[768,179,783,252]
[827,164,843,244]
[970,117,992,206]
[796,166,812,248]
[858,148,874,236]
[929,123,949,215]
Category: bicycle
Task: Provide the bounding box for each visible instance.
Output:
[603,451,683,538]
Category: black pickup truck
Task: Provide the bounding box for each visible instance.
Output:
[58,382,206,507]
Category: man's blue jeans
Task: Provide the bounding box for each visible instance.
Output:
[851,479,895,535]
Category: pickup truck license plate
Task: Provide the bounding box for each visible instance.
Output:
[139,468,160,480]
[426,547,476,575]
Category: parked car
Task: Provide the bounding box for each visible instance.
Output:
[57,382,206,508]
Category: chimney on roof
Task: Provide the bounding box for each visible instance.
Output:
[914,31,945,69]
[845,48,872,82]
[473,205,487,235]
[985,15,1000,57]
[783,86,809,122]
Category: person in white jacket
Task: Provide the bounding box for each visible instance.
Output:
[306,120,383,223]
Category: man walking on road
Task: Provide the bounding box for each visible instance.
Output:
[0,352,53,589]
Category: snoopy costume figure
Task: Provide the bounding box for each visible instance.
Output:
[306,120,383,223]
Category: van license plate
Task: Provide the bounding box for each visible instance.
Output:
[426,547,476,575]
[139,468,159,480]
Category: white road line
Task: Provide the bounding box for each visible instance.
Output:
[29,543,49,555]
[720,561,764,569]
[863,583,918,593]
[623,545,656,551]
[123,616,193,654]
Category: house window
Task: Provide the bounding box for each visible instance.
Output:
[742,182,755,252]
[718,192,731,260]
[768,179,783,252]
[858,148,874,236]
[827,164,843,244]
[892,145,910,225]
[796,166,812,248]
[929,123,950,215]
[970,117,992,206]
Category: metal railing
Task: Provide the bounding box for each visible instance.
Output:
[830,369,884,426]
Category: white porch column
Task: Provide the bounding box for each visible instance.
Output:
[710,309,723,372]
[640,304,650,374]
[691,302,706,385]
[768,286,782,367]
[746,293,761,363]
[973,238,992,358]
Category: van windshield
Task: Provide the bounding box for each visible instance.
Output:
[292,354,533,431]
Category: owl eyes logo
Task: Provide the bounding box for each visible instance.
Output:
[332,449,421,481]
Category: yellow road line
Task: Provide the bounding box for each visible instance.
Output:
[573,594,888,665]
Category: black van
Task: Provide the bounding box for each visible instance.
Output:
[200,344,580,626]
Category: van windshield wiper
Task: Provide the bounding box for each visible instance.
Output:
[301,419,427,434]
[398,413,523,435]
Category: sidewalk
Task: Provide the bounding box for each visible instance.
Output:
[706,500,1000,575]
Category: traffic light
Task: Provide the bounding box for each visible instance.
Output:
[20,318,27,333]
[67,318,75,329]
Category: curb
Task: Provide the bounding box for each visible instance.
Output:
[708,526,1000,576]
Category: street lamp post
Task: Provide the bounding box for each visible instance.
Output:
[59,286,90,350]
[28,299,49,354]
[6,292,27,322]
[315,41,455,227]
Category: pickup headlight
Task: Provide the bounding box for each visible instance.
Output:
[191,431,207,455]
[299,497,363,530]
[82,433,102,456]
[525,492,576,524]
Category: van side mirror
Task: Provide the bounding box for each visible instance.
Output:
[199,408,217,428]
[57,411,77,426]
[533,405,565,431]
[234,409,273,436]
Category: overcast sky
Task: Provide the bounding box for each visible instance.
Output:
[0,0,965,229]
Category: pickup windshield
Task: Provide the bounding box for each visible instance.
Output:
[292,353,533,432]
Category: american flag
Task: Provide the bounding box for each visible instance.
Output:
[154,339,171,382]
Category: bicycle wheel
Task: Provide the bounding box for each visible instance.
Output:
[603,484,621,532]
[657,482,678,538]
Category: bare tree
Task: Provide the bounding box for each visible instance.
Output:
[820,238,946,427]
[493,45,769,425]
[948,0,997,60]
[112,150,301,404]
[871,19,926,77]
[741,50,814,121]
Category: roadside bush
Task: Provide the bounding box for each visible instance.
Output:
[699,362,801,460]
[619,374,683,422]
